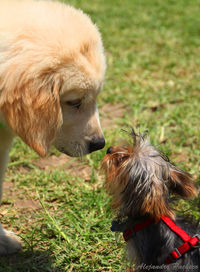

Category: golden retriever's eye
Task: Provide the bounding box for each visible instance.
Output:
[66,99,82,109]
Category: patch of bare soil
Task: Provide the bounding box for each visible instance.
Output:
[14,199,40,210]
[146,99,184,113]
[100,103,126,129]
[173,151,189,164]
[33,154,91,181]
[2,181,41,211]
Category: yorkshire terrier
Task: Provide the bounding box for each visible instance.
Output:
[102,129,200,272]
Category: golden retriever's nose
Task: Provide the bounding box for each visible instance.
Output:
[89,137,105,153]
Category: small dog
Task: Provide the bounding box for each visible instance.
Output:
[102,129,200,272]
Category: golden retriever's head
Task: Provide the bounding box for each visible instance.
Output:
[0,1,106,157]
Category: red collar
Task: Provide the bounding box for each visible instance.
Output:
[123,217,154,241]
[123,216,200,264]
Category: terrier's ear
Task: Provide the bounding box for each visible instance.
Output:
[0,75,63,157]
[169,165,198,198]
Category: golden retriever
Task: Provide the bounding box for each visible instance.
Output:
[0,0,106,254]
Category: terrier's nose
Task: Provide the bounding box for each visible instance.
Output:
[106,147,113,154]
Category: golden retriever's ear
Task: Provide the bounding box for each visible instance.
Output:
[0,75,63,156]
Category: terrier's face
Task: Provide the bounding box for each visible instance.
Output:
[102,131,197,220]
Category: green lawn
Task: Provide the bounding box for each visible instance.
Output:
[1,0,200,271]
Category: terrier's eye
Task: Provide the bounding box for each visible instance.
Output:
[115,157,123,166]
[66,99,82,109]
[117,155,128,165]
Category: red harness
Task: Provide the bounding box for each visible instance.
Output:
[123,216,200,264]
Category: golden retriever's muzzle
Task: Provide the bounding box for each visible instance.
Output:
[54,135,105,157]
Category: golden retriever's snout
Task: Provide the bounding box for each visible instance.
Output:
[88,137,105,153]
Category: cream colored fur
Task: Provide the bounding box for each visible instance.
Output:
[0,0,106,255]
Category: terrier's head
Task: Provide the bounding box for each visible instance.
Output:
[102,129,197,220]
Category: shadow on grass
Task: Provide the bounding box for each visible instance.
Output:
[0,250,64,272]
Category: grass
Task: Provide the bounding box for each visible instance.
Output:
[0,0,200,271]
